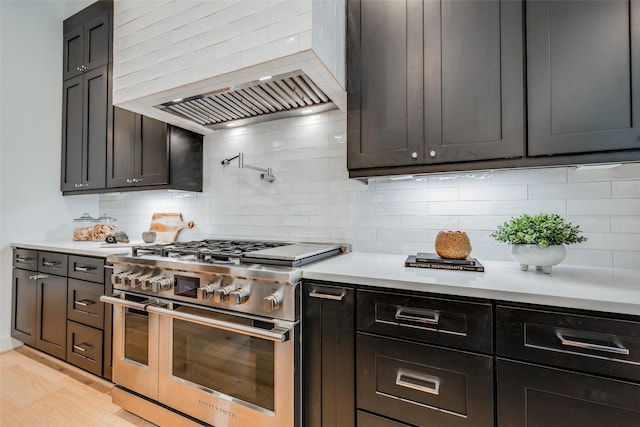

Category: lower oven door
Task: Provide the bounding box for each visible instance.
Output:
[148,304,297,427]
[101,294,159,400]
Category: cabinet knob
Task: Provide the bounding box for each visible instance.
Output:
[126,179,132,183]
[411,152,418,159]
[429,150,436,158]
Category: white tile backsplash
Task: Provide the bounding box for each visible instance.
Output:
[99,110,640,269]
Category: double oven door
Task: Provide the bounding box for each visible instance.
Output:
[103,293,298,427]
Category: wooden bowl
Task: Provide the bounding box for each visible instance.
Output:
[435,231,472,259]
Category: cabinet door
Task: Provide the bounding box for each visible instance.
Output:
[136,115,168,186]
[83,13,110,72]
[61,76,84,192]
[303,283,355,427]
[424,0,524,163]
[497,359,640,426]
[63,26,83,81]
[11,269,37,346]
[35,275,67,359]
[527,0,640,156]
[82,65,108,190]
[347,0,424,169]
[108,107,137,188]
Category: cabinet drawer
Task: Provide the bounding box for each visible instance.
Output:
[357,290,493,353]
[496,306,640,382]
[68,255,105,284]
[357,411,410,427]
[66,320,103,376]
[357,333,493,427]
[497,359,640,426]
[67,279,104,329]
[13,249,37,270]
[38,252,68,276]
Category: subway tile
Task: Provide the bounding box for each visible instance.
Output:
[427,171,492,187]
[459,185,527,201]
[376,202,429,216]
[528,182,611,200]
[568,199,640,216]
[402,216,460,230]
[564,249,613,268]
[613,251,640,269]
[429,201,491,216]
[352,240,403,254]
[330,228,376,241]
[459,216,511,231]
[612,180,640,198]
[492,167,568,184]
[611,216,640,233]
[490,200,566,216]
[402,187,460,202]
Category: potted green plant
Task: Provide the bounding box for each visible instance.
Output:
[491,213,587,273]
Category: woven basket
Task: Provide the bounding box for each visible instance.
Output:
[435,231,472,259]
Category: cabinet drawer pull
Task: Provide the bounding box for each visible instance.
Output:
[73,342,93,353]
[30,274,49,280]
[395,370,440,396]
[42,261,60,267]
[309,291,346,301]
[74,265,96,272]
[395,307,440,325]
[556,332,630,355]
[16,256,33,263]
[75,299,96,307]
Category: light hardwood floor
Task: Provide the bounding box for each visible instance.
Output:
[0,345,156,426]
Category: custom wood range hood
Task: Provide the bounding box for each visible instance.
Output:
[112,0,346,134]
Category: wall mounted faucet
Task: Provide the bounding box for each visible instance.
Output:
[221,152,276,183]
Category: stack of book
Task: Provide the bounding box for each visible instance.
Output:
[405,252,485,272]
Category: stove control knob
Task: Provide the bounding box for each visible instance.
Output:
[122,274,138,287]
[152,277,173,293]
[213,285,234,303]
[263,292,282,312]
[197,284,218,300]
[111,271,131,286]
[141,276,157,291]
[230,288,250,305]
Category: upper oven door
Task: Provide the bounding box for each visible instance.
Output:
[150,304,297,427]
[101,294,160,400]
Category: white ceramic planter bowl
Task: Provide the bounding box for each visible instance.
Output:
[510,244,567,274]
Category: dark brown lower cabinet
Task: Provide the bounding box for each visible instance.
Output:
[35,274,68,359]
[67,320,104,377]
[497,359,640,426]
[357,333,494,427]
[11,268,37,346]
[303,282,355,427]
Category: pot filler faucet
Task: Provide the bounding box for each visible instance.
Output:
[221,152,276,183]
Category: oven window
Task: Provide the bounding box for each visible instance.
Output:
[171,307,275,411]
[124,307,149,365]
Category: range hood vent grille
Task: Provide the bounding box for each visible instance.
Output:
[156,70,336,130]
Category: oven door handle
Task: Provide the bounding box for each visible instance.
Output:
[146,305,292,343]
[100,295,155,311]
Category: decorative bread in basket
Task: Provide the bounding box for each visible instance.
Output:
[435,231,472,259]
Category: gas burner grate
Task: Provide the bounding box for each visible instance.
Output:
[131,239,290,263]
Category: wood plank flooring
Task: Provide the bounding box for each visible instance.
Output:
[0,345,156,427]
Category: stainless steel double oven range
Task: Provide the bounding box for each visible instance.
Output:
[101,239,345,427]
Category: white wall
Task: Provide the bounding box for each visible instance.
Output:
[100,109,640,270]
[0,0,97,352]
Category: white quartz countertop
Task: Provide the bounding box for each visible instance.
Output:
[303,252,640,316]
[12,240,134,258]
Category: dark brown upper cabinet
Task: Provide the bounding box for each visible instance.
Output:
[527,0,640,156]
[61,65,109,192]
[63,3,111,81]
[347,0,524,170]
[107,107,203,192]
[347,0,640,179]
